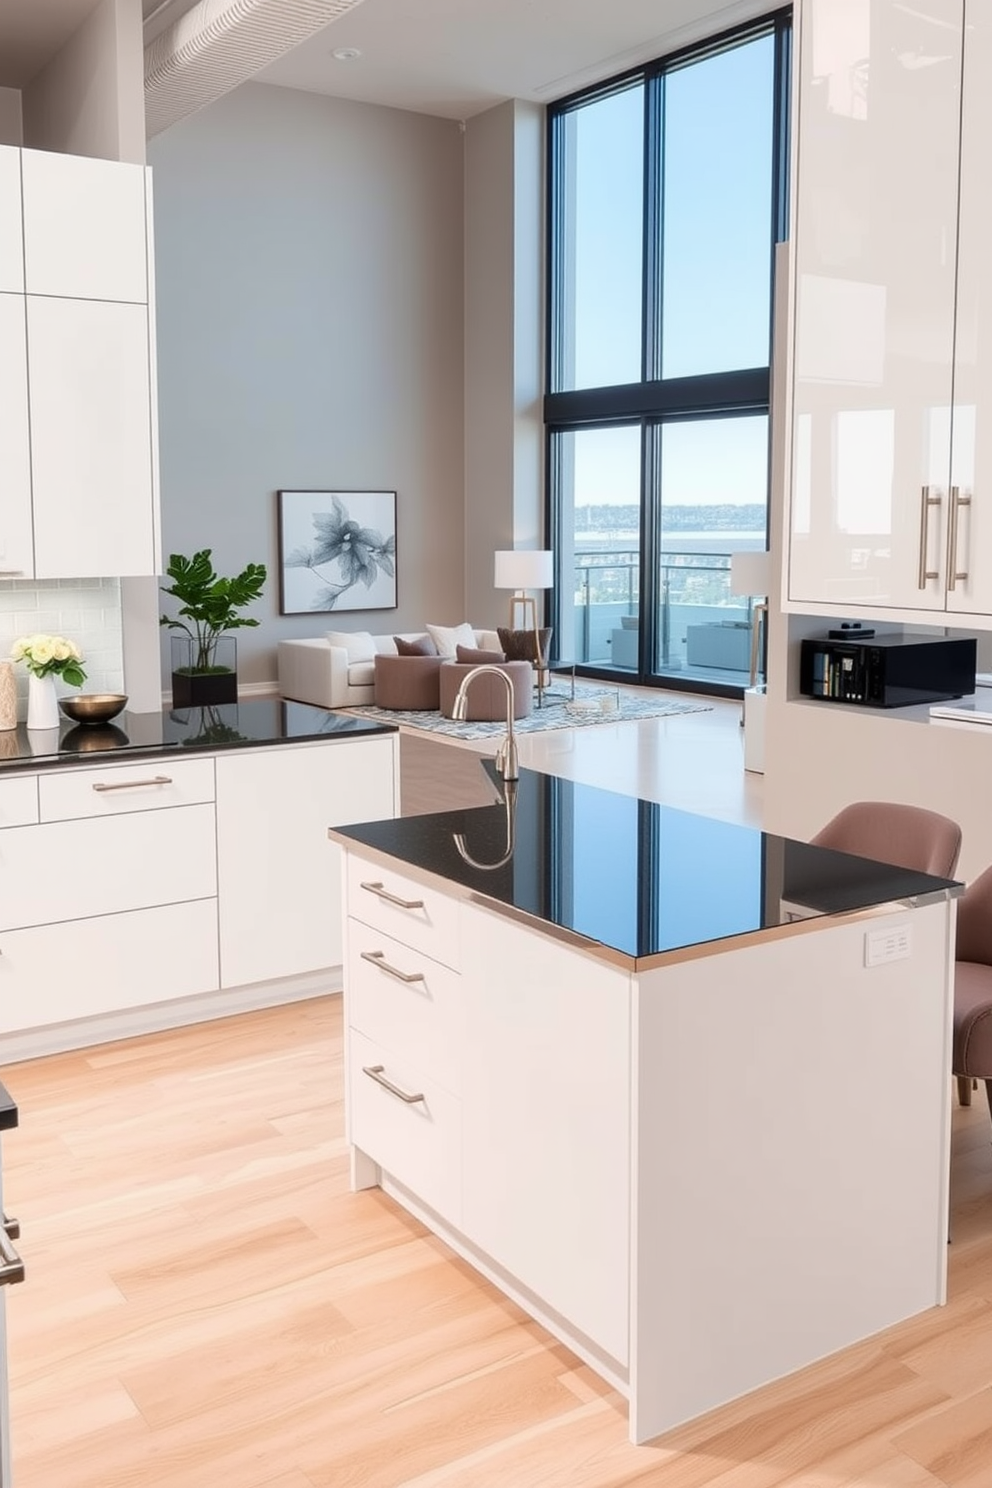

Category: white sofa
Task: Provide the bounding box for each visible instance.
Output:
[278,629,501,710]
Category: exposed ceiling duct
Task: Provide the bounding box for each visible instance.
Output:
[144,0,368,138]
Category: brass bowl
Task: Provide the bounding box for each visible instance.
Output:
[59,693,128,725]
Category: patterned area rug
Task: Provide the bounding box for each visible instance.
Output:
[341,683,712,742]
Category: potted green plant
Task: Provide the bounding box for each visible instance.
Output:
[160,550,267,707]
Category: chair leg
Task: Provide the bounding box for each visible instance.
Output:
[986,1081,992,1129]
[958,1074,973,1107]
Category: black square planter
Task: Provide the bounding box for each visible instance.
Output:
[171,668,238,707]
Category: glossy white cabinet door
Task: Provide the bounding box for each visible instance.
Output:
[788,0,962,613]
[21,150,148,304]
[0,149,22,293]
[0,294,33,581]
[216,737,398,989]
[0,803,217,931]
[948,2,992,619]
[0,900,219,1034]
[27,296,157,579]
[460,903,632,1366]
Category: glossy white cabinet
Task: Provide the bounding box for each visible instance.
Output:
[0,901,219,1033]
[788,0,963,616]
[28,296,156,579]
[460,902,631,1366]
[0,148,160,583]
[946,3,992,618]
[20,149,148,303]
[0,295,33,581]
[216,737,398,989]
[0,149,22,293]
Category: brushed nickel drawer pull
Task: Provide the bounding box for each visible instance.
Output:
[360,880,425,911]
[0,570,24,578]
[92,775,173,793]
[2,1212,19,1241]
[0,1225,24,1286]
[917,484,941,589]
[362,1064,425,1104]
[360,949,426,983]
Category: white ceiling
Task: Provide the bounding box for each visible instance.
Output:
[0,0,771,118]
[254,0,772,120]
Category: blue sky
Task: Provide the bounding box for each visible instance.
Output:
[563,32,775,511]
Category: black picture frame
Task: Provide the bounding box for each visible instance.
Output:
[277,489,397,615]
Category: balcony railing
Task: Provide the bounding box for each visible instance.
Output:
[566,547,757,681]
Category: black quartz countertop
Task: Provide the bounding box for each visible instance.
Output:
[0,1082,17,1130]
[0,698,395,771]
[335,766,962,963]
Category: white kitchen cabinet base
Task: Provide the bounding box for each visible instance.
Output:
[342,842,954,1445]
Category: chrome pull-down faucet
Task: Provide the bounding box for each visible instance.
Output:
[451,665,519,780]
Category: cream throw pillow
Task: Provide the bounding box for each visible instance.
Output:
[326,630,377,663]
[425,621,476,658]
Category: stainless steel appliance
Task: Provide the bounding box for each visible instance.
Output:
[0,1084,24,1488]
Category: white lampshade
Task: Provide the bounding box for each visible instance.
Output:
[494,549,554,591]
[729,550,771,598]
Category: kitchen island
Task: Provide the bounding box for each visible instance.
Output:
[0,700,398,1059]
[332,768,960,1443]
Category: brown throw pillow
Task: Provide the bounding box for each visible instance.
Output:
[394,635,437,656]
[497,627,553,664]
[455,644,505,665]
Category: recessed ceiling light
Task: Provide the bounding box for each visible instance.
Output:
[331,46,362,61]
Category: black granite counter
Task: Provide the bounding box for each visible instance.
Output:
[335,766,962,962]
[0,1082,17,1131]
[0,698,395,772]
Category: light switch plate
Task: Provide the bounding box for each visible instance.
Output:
[865,924,911,968]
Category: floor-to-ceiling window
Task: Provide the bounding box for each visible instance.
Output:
[546,11,791,696]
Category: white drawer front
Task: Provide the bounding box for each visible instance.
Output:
[0,775,38,829]
[0,898,219,1033]
[0,802,216,930]
[349,1028,461,1226]
[39,756,214,822]
[345,853,461,970]
[346,921,461,1096]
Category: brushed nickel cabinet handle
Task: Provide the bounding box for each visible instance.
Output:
[918,484,941,589]
[2,1212,19,1241]
[947,486,971,591]
[0,1224,24,1286]
[362,1064,425,1104]
[360,880,425,911]
[92,775,173,793]
[360,949,425,984]
[0,570,24,578]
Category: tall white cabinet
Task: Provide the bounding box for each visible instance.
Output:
[0,146,159,581]
[786,0,964,617]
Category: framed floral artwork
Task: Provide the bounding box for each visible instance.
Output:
[277,489,397,614]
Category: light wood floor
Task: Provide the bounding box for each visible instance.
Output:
[3,717,990,1487]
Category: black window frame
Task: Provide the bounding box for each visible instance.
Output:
[544,8,792,698]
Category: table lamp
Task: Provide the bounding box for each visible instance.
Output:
[494,549,554,673]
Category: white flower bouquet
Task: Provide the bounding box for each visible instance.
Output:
[11,634,87,687]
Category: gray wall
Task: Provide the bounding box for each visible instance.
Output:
[149,81,466,686]
[22,0,145,165]
[463,101,545,626]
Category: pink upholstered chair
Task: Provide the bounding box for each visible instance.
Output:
[953,865,992,1118]
[810,801,962,880]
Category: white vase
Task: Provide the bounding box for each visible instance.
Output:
[27,672,60,731]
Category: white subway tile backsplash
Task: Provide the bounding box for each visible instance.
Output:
[0,579,124,717]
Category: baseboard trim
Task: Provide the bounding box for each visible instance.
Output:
[2,968,342,1064]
